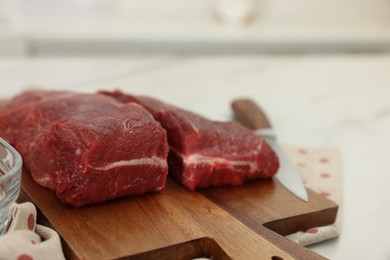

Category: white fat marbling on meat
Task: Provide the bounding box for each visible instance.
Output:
[171,147,257,172]
[91,156,167,171]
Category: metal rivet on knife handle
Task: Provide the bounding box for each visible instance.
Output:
[231,98,271,130]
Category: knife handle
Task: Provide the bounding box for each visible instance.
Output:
[231,99,271,130]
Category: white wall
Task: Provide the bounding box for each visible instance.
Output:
[0,0,390,56]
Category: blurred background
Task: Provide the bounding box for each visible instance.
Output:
[1,2,390,260]
[1,0,390,56]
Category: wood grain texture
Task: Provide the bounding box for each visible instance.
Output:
[20,168,337,260]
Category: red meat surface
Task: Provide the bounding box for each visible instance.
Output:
[0,91,169,206]
[101,90,279,190]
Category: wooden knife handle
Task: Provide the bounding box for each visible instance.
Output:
[231,98,272,130]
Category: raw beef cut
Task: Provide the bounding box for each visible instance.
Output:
[100,90,279,190]
[0,91,169,206]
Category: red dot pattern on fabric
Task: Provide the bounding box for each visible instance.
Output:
[17,254,33,260]
[297,162,306,168]
[320,191,330,197]
[297,148,307,154]
[320,158,329,163]
[27,214,35,231]
[321,172,331,178]
[306,228,318,234]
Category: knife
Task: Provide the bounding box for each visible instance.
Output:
[231,98,308,202]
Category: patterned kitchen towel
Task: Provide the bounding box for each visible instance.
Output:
[283,145,342,246]
[0,202,65,260]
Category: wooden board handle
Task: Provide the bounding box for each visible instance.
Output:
[231,98,272,130]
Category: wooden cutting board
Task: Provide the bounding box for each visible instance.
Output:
[19,167,338,260]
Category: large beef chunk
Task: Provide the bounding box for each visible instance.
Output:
[0,91,169,206]
[101,90,279,190]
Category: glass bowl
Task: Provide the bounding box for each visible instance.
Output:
[0,137,22,236]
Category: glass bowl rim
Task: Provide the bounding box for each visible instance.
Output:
[0,137,23,183]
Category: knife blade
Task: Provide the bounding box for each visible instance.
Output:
[231,98,308,202]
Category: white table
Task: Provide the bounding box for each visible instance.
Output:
[1,55,390,259]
